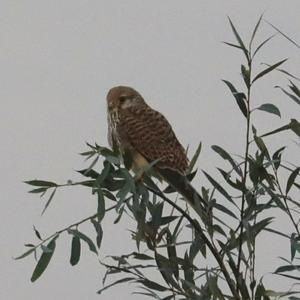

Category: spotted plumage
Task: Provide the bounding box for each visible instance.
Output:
[106,85,207,210]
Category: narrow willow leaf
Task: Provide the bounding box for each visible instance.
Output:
[254,217,274,236]
[272,146,285,170]
[95,161,111,187]
[289,81,300,97]
[77,168,100,179]
[70,236,81,266]
[187,142,202,174]
[14,247,36,260]
[213,203,238,219]
[155,252,181,290]
[41,188,57,215]
[263,228,289,239]
[249,14,263,49]
[228,255,249,299]
[31,237,57,282]
[207,276,225,300]
[222,80,248,117]
[29,187,48,194]
[256,103,281,118]
[254,135,270,160]
[133,252,153,260]
[264,19,300,49]
[227,17,249,61]
[260,123,291,138]
[275,264,300,273]
[166,230,179,280]
[241,64,250,88]
[97,277,136,294]
[33,226,42,240]
[286,167,300,194]
[290,119,300,137]
[252,35,276,58]
[68,229,97,255]
[290,233,299,261]
[84,155,99,175]
[252,59,288,83]
[24,180,57,187]
[136,279,169,292]
[217,168,245,191]
[203,171,234,204]
[276,86,300,106]
[97,189,105,223]
[223,41,244,50]
[91,219,103,248]
[211,145,242,176]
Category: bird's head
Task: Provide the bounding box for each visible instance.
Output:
[106,86,145,112]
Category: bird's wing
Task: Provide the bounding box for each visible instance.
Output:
[120,105,188,173]
[120,105,207,212]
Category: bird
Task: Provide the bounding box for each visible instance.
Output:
[106,85,207,211]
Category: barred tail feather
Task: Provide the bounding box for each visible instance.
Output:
[158,168,207,211]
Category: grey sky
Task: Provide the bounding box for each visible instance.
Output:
[1,1,300,299]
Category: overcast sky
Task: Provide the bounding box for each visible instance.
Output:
[1,1,300,299]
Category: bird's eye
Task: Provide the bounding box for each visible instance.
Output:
[119,96,127,103]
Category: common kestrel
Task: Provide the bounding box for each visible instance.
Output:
[106,86,206,210]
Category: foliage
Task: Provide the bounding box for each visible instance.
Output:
[17,16,300,300]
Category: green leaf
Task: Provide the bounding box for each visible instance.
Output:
[70,236,81,266]
[276,86,300,106]
[133,252,153,260]
[166,230,179,280]
[211,145,242,176]
[155,252,181,290]
[249,14,263,49]
[272,146,285,170]
[31,237,57,282]
[91,219,103,248]
[189,231,206,261]
[253,135,270,160]
[260,122,291,138]
[223,41,245,50]
[290,119,300,137]
[222,80,248,117]
[254,217,274,236]
[275,264,300,273]
[97,277,136,294]
[33,225,42,240]
[289,81,300,97]
[41,188,57,215]
[187,142,202,174]
[14,247,36,260]
[203,171,235,205]
[28,187,48,194]
[213,203,238,219]
[252,59,288,83]
[256,103,281,118]
[77,168,100,179]
[241,64,250,88]
[136,279,168,292]
[264,19,300,49]
[252,35,276,58]
[227,17,249,61]
[68,229,97,255]
[96,189,105,223]
[286,167,300,194]
[24,180,57,187]
[84,155,99,175]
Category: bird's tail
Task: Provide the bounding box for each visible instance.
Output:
[158,168,208,213]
